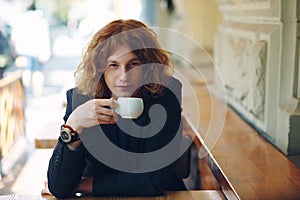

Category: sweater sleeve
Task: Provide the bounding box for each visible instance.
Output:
[47,88,87,198]
[47,139,86,198]
[92,164,178,196]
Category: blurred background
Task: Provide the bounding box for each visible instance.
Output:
[1,0,300,197]
[0,0,222,195]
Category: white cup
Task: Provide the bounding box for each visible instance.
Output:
[114,97,144,119]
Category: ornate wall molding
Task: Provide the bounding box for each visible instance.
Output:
[214,0,300,154]
[215,21,280,134]
[215,0,280,20]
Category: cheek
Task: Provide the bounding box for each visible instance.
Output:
[132,69,144,85]
[104,70,115,89]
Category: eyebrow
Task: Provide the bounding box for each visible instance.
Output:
[107,57,141,64]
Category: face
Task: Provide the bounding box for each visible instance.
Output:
[104,44,144,98]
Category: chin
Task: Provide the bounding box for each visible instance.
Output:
[114,92,132,98]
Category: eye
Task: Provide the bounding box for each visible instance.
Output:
[128,61,141,68]
[108,63,119,68]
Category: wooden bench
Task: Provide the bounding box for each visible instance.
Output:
[0,70,26,178]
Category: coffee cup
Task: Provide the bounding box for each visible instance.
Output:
[114,97,144,119]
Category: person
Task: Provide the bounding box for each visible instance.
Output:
[46,19,186,198]
[0,22,14,79]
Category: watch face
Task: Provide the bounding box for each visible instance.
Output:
[61,130,72,143]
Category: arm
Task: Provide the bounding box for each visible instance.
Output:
[92,167,176,196]
[47,89,118,198]
[74,166,176,196]
[47,139,86,198]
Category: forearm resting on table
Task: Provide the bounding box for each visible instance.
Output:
[42,177,92,196]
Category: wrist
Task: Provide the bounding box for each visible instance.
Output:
[65,123,83,134]
[66,114,83,134]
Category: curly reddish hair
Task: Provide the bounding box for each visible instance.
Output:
[74,19,173,98]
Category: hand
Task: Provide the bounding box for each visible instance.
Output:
[65,97,119,150]
[66,97,119,133]
[74,177,93,194]
[41,178,93,196]
[41,180,52,195]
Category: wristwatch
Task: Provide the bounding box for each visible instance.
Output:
[60,125,80,144]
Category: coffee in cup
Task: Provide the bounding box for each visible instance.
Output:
[114,97,144,119]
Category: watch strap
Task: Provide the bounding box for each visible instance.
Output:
[61,124,78,133]
[60,124,80,144]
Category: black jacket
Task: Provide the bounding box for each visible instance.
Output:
[47,77,186,198]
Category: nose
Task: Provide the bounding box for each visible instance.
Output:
[118,65,128,82]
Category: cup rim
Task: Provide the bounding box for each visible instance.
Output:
[117,97,143,100]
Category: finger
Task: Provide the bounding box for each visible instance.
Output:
[41,188,51,195]
[113,112,119,120]
[100,120,117,125]
[111,98,118,108]
[97,112,119,124]
[94,98,114,108]
[97,113,115,122]
[95,106,114,116]
[98,119,117,125]
[41,181,52,195]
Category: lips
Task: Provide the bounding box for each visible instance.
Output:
[116,85,131,91]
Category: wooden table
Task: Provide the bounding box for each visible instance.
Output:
[0,190,226,200]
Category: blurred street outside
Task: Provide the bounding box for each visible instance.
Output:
[25,55,80,143]
[0,54,81,194]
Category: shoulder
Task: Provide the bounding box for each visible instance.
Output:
[167,77,182,92]
[169,76,182,85]
[149,76,182,105]
[66,87,92,98]
[63,88,94,122]
[163,76,182,100]
[65,88,93,107]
